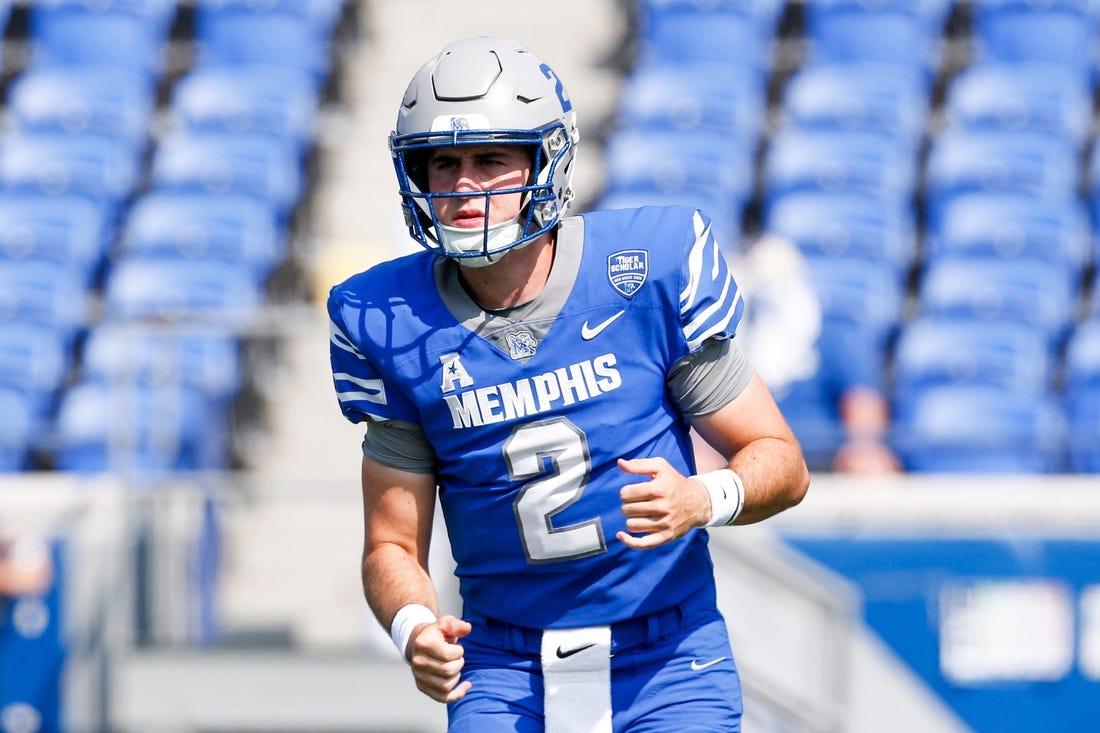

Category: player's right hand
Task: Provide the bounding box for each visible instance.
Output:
[408,614,473,703]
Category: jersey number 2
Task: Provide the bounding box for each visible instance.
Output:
[506,418,606,563]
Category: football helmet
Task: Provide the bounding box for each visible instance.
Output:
[390,37,579,266]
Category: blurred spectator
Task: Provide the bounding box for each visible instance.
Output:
[696,233,901,475]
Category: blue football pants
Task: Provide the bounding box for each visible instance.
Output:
[447,593,742,733]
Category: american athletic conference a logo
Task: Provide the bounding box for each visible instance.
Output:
[608,250,648,297]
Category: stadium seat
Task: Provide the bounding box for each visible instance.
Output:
[0,193,108,284]
[120,191,286,286]
[601,128,754,251]
[603,128,754,203]
[101,258,264,322]
[81,322,243,405]
[1078,143,1100,229]
[1066,318,1100,390]
[633,0,768,72]
[779,62,930,153]
[764,190,917,276]
[943,63,1092,151]
[805,257,905,359]
[892,317,1053,406]
[0,260,91,342]
[193,0,345,38]
[1066,387,1100,473]
[150,131,305,222]
[0,132,142,219]
[54,378,228,473]
[7,67,156,153]
[1065,320,1100,472]
[614,63,766,139]
[168,66,320,156]
[0,387,34,471]
[891,383,1067,473]
[917,257,1077,347]
[923,129,1079,228]
[192,7,332,86]
[925,192,1091,287]
[33,0,178,36]
[29,5,168,81]
[970,0,1092,80]
[802,0,953,76]
[762,128,917,208]
[0,322,72,421]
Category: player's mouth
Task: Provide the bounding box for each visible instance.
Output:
[450,210,487,228]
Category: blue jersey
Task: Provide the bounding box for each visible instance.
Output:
[328,206,744,629]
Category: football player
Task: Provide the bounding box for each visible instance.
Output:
[328,36,809,732]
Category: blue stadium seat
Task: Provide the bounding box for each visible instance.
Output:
[0,261,91,342]
[1065,319,1100,472]
[764,191,917,275]
[121,192,286,286]
[892,383,1066,473]
[892,317,1052,406]
[0,322,72,421]
[0,193,108,284]
[780,63,930,153]
[29,5,168,81]
[601,128,753,250]
[193,6,332,86]
[194,0,344,37]
[54,378,227,473]
[82,322,243,406]
[614,63,766,139]
[7,67,156,152]
[943,63,1092,151]
[34,0,178,36]
[0,132,142,219]
[802,0,953,76]
[805,257,905,359]
[150,131,304,222]
[634,0,768,72]
[169,66,320,156]
[970,0,1092,80]
[762,128,917,207]
[917,257,1077,347]
[101,258,263,321]
[923,129,1079,228]
[603,128,754,203]
[1066,386,1100,473]
[925,192,1091,287]
[1078,143,1100,230]
[0,387,34,471]
[1066,319,1100,393]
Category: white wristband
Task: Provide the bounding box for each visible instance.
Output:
[390,603,438,662]
[695,469,745,526]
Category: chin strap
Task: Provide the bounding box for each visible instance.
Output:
[437,216,524,268]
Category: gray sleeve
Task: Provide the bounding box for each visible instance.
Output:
[361,417,437,474]
[668,337,754,416]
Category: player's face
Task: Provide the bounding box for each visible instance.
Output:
[426,145,532,229]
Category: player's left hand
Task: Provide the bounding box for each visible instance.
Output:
[615,457,711,549]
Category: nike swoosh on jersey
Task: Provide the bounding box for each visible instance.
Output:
[556,642,597,659]
[581,310,626,340]
[690,657,727,671]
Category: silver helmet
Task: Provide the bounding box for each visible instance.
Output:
[390,37,579,265]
